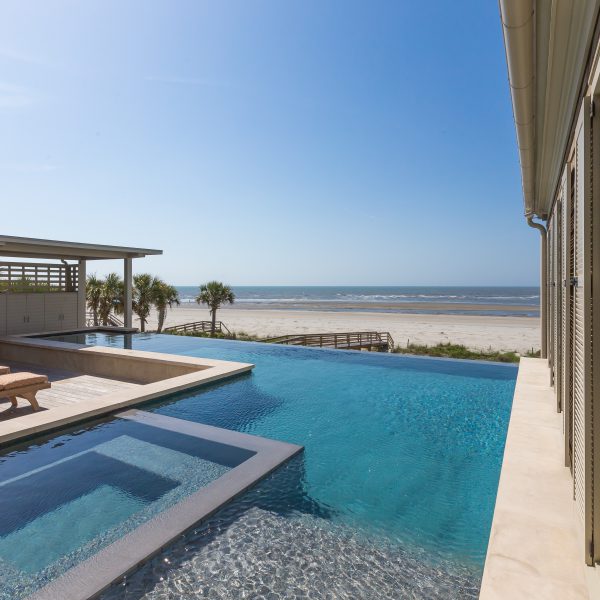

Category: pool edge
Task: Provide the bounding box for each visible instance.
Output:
[26,409,304,600]
[480,358,589,599]
[0,335,254,447]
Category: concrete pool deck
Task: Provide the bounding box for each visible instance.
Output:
[480,358,589,600]
[0,360,141,417]
[0,336,254,446]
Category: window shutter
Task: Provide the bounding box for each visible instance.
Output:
[571,98,593,564]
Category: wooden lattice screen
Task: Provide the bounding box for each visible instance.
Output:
[0,262,79,292]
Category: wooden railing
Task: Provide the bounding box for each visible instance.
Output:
[164,320,232,335]
[86,312,124,328]
[264,331,395,352]
[0,262,79,292]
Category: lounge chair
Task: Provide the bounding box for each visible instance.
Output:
[0,372,50,411]
[0,366,9,375]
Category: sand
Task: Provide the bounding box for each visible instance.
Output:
[139,304,540,354]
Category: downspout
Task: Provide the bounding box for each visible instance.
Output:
[527,215,547,358]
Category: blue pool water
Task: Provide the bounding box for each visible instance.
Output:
[48,332,517,599]
[0,415,253,599]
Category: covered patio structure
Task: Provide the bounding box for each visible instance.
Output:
[0,235,162,334]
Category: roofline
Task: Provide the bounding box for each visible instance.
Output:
[0,235,163,261]
[499,0,600,220]
[499,0,535,217]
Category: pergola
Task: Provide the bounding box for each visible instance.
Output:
[0,235,162,328]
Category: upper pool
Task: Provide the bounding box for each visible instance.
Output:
[41,332,516,599]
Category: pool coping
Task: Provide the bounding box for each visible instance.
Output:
[0,335,255,447]
[23,326,138,336]
[27,409,303,600]
[480,358,590,599]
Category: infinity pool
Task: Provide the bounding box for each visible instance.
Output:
[38,333,516,598]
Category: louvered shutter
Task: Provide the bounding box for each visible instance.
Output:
[548,221,555,376]
[571,100,592,559]
[554,186,564,412]
[562,165,573,468]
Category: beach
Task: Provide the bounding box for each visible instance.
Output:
[140,304,540,354]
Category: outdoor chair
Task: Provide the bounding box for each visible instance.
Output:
[0,371,51,411]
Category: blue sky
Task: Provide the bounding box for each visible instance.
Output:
[0,1,536,286]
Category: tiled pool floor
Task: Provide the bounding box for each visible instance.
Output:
[102,458,481,600]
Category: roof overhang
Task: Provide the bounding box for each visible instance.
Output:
[0,235,163,261]
[500,0,600,219]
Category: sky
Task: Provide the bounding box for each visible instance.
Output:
[0,1,537,286]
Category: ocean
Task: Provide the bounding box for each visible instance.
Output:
[174,286,540,317]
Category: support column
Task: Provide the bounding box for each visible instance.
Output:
[77,259,86,328]
[124,257,133,328]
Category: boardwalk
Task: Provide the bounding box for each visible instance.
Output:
[265,331,395,352]
[164,320,231,335]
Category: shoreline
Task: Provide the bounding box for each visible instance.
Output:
[177,301,538,315]
[137,305,541,354]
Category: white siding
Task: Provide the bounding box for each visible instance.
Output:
[6,294,28,335]
[3,292,80,335]
[43,292,78,330]
[60,293,78,330]
[27,294,44,332]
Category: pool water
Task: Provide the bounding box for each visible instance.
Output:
[0,415,253,599]
[55,333,517,599]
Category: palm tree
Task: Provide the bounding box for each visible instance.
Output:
[133,273,158,332]
[154,281,180,333]
[86,274,103,326]
[196,281,235,336]
[98,273,124,326]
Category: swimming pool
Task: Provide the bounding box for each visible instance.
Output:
[35,333,516,598]
[0,409,296,599]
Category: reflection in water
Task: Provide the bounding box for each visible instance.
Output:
[154,374,282,432]
[101,455,479,600]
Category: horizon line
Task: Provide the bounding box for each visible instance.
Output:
[167,283,541,288]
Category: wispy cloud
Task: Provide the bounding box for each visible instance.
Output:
[145,75,234,88]
[0,162,58,173]
[0,48,54,68]
[0,82,35,109]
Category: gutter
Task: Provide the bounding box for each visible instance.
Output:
[499,0,536,216]
[501,0,547,357]
[527,215,547,359]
